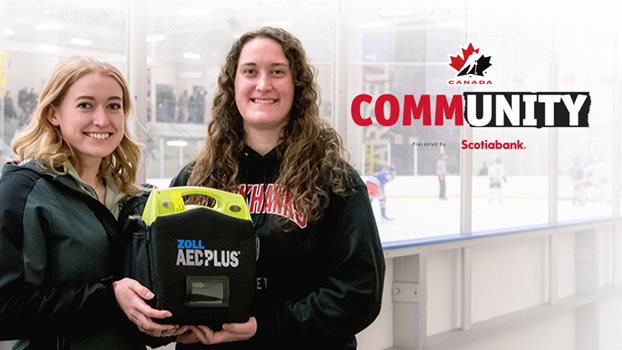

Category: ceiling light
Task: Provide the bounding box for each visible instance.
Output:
[166,140,188,147]
[182,52,201,60]
[359,21,389,29]
[69,37,93,46]
[35,23,63,31]
[178,9,210,16]
[147,34,167,42]
[381,10,411,17]
[3,28,15,36]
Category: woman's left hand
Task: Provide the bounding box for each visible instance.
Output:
[176,317,257,344]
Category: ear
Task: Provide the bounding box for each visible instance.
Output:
[47,106,60,126]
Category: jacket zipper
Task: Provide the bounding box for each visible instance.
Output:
[56,336,68,350]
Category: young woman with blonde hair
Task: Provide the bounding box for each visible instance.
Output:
[0,56,182,349]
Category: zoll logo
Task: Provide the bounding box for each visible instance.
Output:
[448,43,492,86]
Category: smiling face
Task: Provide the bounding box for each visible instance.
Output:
[234,37,295,136]
[48,72,125,168]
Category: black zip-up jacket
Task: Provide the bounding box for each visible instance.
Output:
[171,145,385,349]
[0,161,145,350]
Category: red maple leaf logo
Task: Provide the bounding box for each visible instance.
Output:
[449,43,479,72]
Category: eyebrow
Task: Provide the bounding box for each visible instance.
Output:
[74,96,123,101]
[238,62,289,68]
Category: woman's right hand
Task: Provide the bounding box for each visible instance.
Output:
[112,277,182,337]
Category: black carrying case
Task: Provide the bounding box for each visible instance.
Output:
[123,187,257,327]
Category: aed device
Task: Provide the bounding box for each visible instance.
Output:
[127,186,257,327]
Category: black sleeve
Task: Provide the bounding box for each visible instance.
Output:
[253,179,385,345]
[0,173,121,340]
[169,162,194,187]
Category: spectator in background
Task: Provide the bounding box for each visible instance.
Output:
[177,89,189,123]
[188,87,207,124]
[478,161,488,176]
[17,87,38,126]
[436,154,448,200]
[3,90,17,120]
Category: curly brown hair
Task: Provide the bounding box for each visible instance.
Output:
[187,27,354,227]
[11,56,142,195]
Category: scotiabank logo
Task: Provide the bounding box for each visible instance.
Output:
[448,43,492,85]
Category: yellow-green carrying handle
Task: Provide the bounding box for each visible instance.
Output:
[141,186,252,226]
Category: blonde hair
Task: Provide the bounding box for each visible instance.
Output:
[188,27,354,228]
[11,56,142,195]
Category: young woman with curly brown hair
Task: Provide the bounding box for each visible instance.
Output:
[171,27,385,350]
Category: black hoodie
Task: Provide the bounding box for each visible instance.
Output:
[171,145,385,350]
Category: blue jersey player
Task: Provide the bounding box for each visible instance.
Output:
[365,165,396,220]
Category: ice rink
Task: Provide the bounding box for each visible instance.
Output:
[372,175,615,243]
[149,175,616,244]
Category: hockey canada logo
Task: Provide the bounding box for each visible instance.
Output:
[350,42,591,128]
[448,43,492,85]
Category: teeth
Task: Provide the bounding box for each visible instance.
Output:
[253,99,275,104]
[86,133,110,139]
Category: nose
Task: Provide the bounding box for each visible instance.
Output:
[92,106,111,126]
[255,73,273,92]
